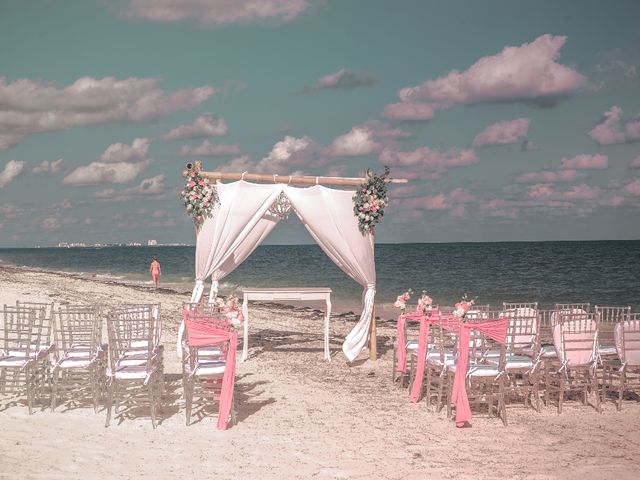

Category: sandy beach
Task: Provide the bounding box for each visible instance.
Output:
[1,265,639,480]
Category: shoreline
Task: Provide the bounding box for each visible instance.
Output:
[0,264,363,318]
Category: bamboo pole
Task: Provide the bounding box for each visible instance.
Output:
[184,164,408,187]
[369,304,377,361]
[369,236,377,361]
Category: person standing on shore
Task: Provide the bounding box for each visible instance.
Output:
[150,256,161,289]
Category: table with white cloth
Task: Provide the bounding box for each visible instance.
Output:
[241,287,332,362]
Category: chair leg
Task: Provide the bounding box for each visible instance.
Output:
[185,378,193,426]
[593,372,601,413]
[231,393,237,426]
[105,379,114,427]
[617,372,625,412]
[558,375,565,414]
[392,341,397,383]
[91,369,99,413]
[26,366,34,415]
[51,367,59,411]
[148,381,156,429]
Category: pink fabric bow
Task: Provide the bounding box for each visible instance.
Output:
[184,311,237,430]
[451,318,508,427]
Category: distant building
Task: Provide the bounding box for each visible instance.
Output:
[148,239,158,246]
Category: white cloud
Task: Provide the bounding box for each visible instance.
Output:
[589,106,640,145]
[95,175,166,201]
[387,35,585,122]
[32,158,68,174]
[0,160,26,189]
[300,69,376,93]
[472,118,530,147]
[218,135,317,174]
[218,155,255,173]
[63,138,152,185]
[63,160,152,185]
[257,135,314,172]
[99,138,150,163]
[41,217,60,231]
[382,102,435,122]
[329,127,379,157]
[379,146,478,180]
[560,154,608,170]
[328,121,410,157]
[0,76,216,150]
[119,0,314,25]
[515,169,583,183]
[162,113,228,140]
[178,140,240,156]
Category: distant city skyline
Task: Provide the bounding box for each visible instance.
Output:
[1,1,640,247]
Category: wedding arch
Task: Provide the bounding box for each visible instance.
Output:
[178,163,406,362]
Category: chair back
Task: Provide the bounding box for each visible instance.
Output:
[16,301,53,350]
[615,313,640,366]
[183,301,219,315]
[1,306,37,358]
[107,306,159,371]
[596,306,631,323]
[552,311,598,366]
[54,305,101,355]
[183,310,231,366]
[502,306,539,354]
[554,303,591,313]
[116,304,161,348]
[466,311,507,370]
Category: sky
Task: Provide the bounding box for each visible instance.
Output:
[1,0,640,246]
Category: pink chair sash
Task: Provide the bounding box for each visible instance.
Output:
[184,312,237,430]
[408,311,451,403]
[396,311,426,374]
[451,318,508,427]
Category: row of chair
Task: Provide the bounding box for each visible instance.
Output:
[394,303,639,425]
[0,301,238,429]
[0,302,165,427]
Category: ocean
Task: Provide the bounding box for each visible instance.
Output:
[0,241,639,316]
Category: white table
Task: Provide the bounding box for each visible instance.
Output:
[241,287,332,362]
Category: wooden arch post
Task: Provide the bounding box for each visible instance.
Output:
[369,235,377,361]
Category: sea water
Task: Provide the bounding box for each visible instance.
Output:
[0,241,638,315]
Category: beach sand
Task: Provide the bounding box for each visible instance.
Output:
[1,266,639,479]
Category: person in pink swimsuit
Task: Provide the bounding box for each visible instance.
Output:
[150,256,161,289]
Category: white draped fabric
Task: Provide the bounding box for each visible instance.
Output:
[285,186,376,362]
[180,180,376,362]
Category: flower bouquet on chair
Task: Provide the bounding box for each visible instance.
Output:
[454,294,476,319]
[213,295,244,329]
[393,289,413,312]
[417,291,434,315]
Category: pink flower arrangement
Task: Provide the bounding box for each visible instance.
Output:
[181,167,219,230]
[393,289,413,310]
[214,295,244,329]
[417,291,433,314]
[454,294,476,318]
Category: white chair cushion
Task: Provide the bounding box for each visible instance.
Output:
[0,355,28,368]
[113,364,153,380]
[58,357,93,369]
[597,345,617,357]
[191,360,226,377]
[539,345,557,358]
